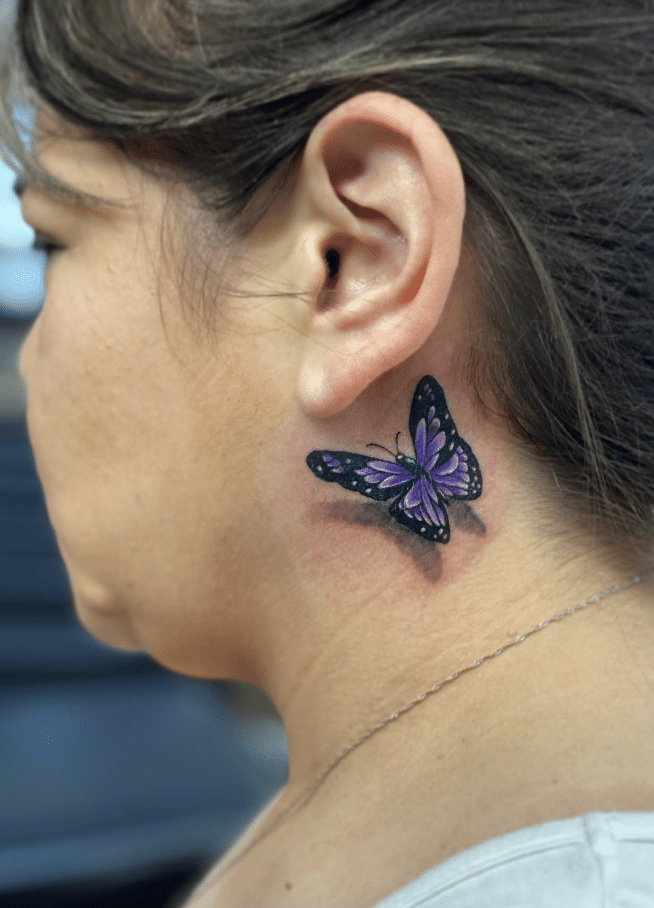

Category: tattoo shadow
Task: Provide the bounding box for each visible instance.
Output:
[314,501,486,583]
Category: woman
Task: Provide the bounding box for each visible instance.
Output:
[2,1,654,905]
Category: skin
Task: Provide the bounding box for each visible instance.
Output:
[19,98,654,908]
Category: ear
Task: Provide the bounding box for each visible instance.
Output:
[295,91,465,417]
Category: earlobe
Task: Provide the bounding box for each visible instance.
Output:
[296,92,466,418]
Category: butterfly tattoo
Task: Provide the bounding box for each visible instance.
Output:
[306,376,482,543]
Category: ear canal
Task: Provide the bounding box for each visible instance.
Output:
[325,248,341,282]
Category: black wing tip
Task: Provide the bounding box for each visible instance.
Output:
[417,375,447,399]
[307,450,337,479]
[306,450,321,471]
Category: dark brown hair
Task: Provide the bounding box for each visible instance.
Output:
[2,0,654,544]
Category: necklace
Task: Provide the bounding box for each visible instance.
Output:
[193,569,652,897]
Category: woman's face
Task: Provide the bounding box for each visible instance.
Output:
[19,120,310,680]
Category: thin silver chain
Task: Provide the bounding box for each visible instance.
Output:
[193,569,652,897]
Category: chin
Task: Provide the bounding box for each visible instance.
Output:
[67,570,143,652]
[74,601,144,652]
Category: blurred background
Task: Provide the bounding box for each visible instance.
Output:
[0,5,288,904]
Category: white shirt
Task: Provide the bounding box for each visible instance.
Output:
[373,812,654,907]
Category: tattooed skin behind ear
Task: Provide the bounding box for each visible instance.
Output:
[307,376,482,543]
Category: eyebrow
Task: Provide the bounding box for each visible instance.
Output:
[12,173,120,212]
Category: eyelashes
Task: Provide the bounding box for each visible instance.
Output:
[32,231,62,259]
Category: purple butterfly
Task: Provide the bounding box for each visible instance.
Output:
[306,376,482,542]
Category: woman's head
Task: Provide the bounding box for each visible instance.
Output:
[1,1,654,678]
[5,0,654,541]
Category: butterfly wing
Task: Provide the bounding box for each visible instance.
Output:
[390,475,451,542]
[428,440,482,501]
[306,451,414,501]
[409,376,482,502]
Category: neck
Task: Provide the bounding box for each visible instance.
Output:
[196,483,654,906]
[264,513,654,806]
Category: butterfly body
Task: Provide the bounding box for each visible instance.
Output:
[307,376,482,543]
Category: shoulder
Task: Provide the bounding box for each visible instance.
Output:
[372,812,654,908]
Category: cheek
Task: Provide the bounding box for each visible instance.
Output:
[22,269,184,570]
[25,262,171,466]
[24,299,116,494]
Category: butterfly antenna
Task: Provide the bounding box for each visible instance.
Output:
[395,432,402,454]
[366,442,395,456]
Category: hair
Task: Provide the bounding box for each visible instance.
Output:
[2,0,654,546]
